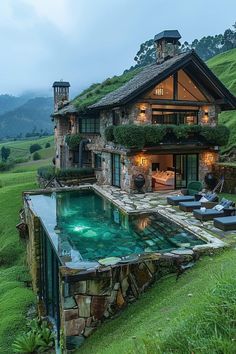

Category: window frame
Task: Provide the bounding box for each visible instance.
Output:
[79,117,100,134]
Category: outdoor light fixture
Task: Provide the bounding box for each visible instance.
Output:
[140,109,146,114]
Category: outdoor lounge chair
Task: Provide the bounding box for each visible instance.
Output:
[193,198,234,222]
[214,216,236,231]
[167,195,195,206]
[179,193,218,212]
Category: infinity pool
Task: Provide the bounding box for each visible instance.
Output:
[28,189,204,265]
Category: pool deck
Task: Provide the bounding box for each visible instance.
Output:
[93,184,236,249]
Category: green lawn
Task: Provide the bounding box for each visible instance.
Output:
[0,181,36,353]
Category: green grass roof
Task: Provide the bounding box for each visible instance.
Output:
[72,68,143,112]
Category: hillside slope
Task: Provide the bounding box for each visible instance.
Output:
[207,48,236,153]
[0,97,53,138]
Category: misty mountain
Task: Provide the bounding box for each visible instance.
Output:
[0,94,31,115]
[0,97,53,138]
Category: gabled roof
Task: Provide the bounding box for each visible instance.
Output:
[54,50,236,116]
[88,50,236,111]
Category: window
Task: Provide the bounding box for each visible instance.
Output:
[94,153,102,169]
[147,76,174,100]
[152,110,198,125]
[80,117,100,133]
[177,70,207,101]
[112,111,120,126]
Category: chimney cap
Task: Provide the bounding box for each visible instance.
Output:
[154,30,181,43]
[52,81,70,88]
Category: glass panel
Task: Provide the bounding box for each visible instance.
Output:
[175,155,187,188]
[80,118,100,133]
[146,76,174,99]
[112,154,121,187]
[178,70,207,101]
[152,110,198,125]
[187,154,198,182]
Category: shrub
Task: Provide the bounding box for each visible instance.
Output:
[65,134,82,149]
[114,124,145,149]
[37,166,55,180]
[200,124,230,146]
[29,143,42,154]
[144,125,167,144]
[172,124,190,139]
[105,125,115,142]
[56,167,95,179]
[32,152,41,160]
[0,161,15,171]
[45,142,51,148]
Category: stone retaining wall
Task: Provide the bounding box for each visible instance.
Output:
[59,252,194,349]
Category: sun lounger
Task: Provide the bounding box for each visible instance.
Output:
[214,216,236,231]
[167,195,195,206]
[193,198,234,222]
[179,193,218,212]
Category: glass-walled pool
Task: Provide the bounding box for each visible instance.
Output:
[27,189,205,267]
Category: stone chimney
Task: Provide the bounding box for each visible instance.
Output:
[154,30,181,64]
[52,80,70,112]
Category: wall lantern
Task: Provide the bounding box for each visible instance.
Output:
[202,110,209,124]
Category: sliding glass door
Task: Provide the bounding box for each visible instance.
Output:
[111,154,121,187]
[174,154,198,189]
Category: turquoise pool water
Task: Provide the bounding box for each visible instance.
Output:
[28,189,204,264]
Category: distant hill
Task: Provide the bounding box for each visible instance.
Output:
[0,94,30,115]
[207,48,236,153]
[0,97,53,138]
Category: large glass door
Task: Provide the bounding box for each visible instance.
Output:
[174,154,198,189]
[112,154,121,187]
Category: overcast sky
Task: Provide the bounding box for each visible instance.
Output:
[0,0,235,96]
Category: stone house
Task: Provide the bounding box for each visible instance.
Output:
[52,30,236,192]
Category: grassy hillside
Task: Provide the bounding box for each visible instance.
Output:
[0,135,54,162]
[0,181,36,353]
[78,248,236,354]
[0,136,57,351]
[207,48,236,153]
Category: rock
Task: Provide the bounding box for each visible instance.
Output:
[83,230,97,238]
[83,327,95,338]
[91,296,107,320]
[121,277,129,297]
[98,257,121,266]
[171,249,194,256]
[75,295,91,317]
[86,278,111,296]
[64,296,77,309]
[116,289,125,308]
[64,308,78,321]
[70,281,87,294]
[65,318,85,336]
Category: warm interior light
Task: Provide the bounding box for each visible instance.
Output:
[203,152,216,166]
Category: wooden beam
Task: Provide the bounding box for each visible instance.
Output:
[136,99,211,106]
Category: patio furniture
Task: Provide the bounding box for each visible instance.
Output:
[214,215,236,231]
[167,195,195,206]
[181,181,203,196]
[179,193,218,212]
[193,199,235,222]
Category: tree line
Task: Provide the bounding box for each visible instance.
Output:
[130,22,236,69]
